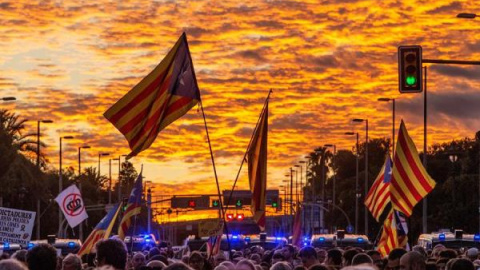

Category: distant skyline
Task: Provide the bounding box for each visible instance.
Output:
[1,0,479,205]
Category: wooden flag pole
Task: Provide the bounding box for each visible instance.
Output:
[199,101,232,255]
[224,89,272,213]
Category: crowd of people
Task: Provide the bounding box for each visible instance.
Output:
[0,239,480,270]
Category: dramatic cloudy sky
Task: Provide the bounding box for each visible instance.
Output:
[1,0,479,219]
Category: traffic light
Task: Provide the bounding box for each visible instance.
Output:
[212,200,220,208]
[226,213,244,221]
[235,199,242,208]
[122,198,128,212]
[398,45,422,93]
[188,200,196,208]
[272,200,278,208]
[226,213,235,221]
[236,213,244,221]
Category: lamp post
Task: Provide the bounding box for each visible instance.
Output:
[77,145,90,242]
[294,165,300,203]
[345,132,359,234]
[118,155,128,201]
[35,119,53,240]
[353,118,369,236]
[298,161,306,201]
[109,158,120,204]
[324,144,336,206]
[58,135,74,236]
[98,153,110,178]
[378,98,396,154]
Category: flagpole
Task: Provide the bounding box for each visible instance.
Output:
[224,89,272,213]
[199,101,232,253]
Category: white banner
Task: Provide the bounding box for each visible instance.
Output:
[0,207,36,245]
[55,185,88,228]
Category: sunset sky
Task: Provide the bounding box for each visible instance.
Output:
[1,0,480,221]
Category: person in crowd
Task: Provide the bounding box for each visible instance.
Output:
[282,245,295,265]
[325,249,342,270]
[435,258,448,270]
[351,253,373,266]
[450,258,474,270]
[61,254,82,270]
[188,252,205,270]
[342,249,358,267]
[10,250,27,265]
[164,262,194,270]
[272,252,286,265]
[438,249,457,261]
[411,246,427,261]
[466,248,479,262]
[132,252,147,270]
[0,259,28,270]
[270,261,292,270]
[250,254,262,265]
[214,265,229,270]
[315,249,327,264]
[214,253,227,266]
[95,238,128,270]
[147,260,167,270]
[235,259,256,270]
[385,248,407,270]
[297,247,318,269]
[220,261,235,270]
[366,250,383,269]
[27,243,58,270]
[307,265,330,270]
[399,251,426,270]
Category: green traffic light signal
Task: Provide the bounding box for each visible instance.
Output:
[406,75,416,86]
[236,199,242,207]
[212,200,219,207]
[272,202,278,208]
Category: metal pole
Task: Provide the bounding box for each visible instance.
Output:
[36,121,40,240]
[321,152,325,229]
[295,169,299,203]
[147,188,152,234]
[98,154,101,178]
[478,134,480,234]
[365,120,369,236]
[290,167,294,229]
[118,156,121,202]
[392,99,396,155]
[36,199,40,239]
[355,133,359,234]
[333,145,336,206]
[422,66,428,233]
[78,147,83,241]
[58,137,63,236]
[109,159,112,204]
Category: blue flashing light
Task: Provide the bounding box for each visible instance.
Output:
[439,233,446,241]
[304,237,309,241]
[232,235,239,240]
[475,235,480,241]
[3,242,9,250]
[303,242,308,246]
[319,237,326,242]
[245,237,251,242]
[357,237,364,243]
[68,242,75,248]
[144,235,151,239]
[276,237,282,241]
[27,242,35,249]
[145,239,152,243]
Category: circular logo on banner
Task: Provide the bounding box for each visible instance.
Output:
[62,193,85,217]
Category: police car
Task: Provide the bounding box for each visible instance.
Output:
[124,234,158,252]
[28,236,82,256]
[185,234,247,251]
[245,233,287,250]
[310,231,372,249]
[0,242,22,255]
[417,230,480,250]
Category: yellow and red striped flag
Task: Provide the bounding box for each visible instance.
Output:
[291,204,303,247]
[104,33,201,158]
[247,97,269,231]
[365,156,392,221]
[390,120,436,216]
[77,203,122,256]
[377,210,408,256]
[118,171,143,239]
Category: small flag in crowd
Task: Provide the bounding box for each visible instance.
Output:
[365,156,392,221]
[55,185,88,228]
[104,33,201,159]
[390,120,436,216]
[77,203,122,256]
[118,171,143,239]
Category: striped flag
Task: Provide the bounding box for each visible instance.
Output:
[77,203,122,256]
[365,156,392,221]
[247,96,269,231]
[104,33,201,158]
[390,120,436,216]
[291,204,303,247]
[377,210,408,257]
[118,171,143,239]
[206,235,222,257]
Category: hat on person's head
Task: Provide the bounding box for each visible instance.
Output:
[467,248,479,258]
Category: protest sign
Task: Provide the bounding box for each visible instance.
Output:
[0,207,36,245]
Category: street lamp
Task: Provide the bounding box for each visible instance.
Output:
[77,145,90,242]
[98,153,110,177]
[457,13,477,19]
[345,131,359,234]
[324,144,336,206]
[1,97,16,101]
[35,119,53,240]
[298,161,306,201]
[353,118,369,236]
[109,158,120,204]
[378,98,396,154]
[294,165,300,203]
[58,135,74,236]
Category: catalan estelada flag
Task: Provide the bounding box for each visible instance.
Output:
[206,235,222,257]
[365,155,392,221]
[390,120,436,216]
[118,171,143,239]
[377,210,409,257]
[247,95,269,231]
[291,204,303,247]
[77,203,121,256]
[104,33,201,158]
